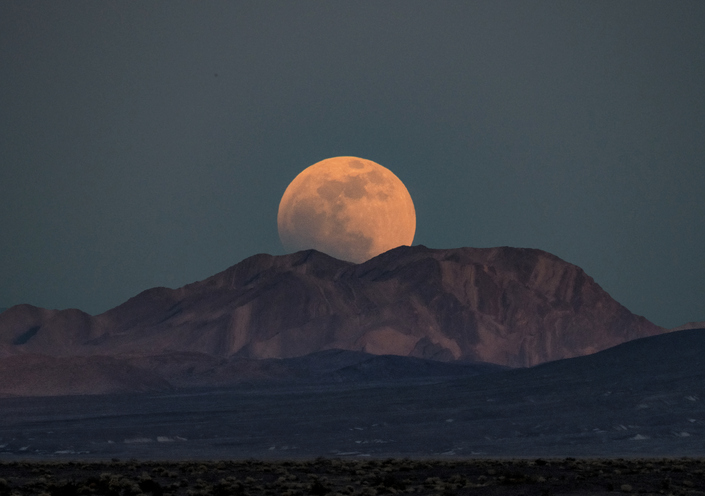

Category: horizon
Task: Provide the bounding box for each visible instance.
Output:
[1,2,704,328]
[0,242,702,329]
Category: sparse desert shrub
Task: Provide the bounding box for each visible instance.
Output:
[309,479,331,496]
[138,478,163,496]
[48,480,80,496]
[1,457,705,496]
[186,490,209,496]
[213,479,245,496]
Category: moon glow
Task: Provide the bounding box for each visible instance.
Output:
[278,156,416,263]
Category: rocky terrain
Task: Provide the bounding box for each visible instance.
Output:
[0,458,703,496]
[0,246,667,396]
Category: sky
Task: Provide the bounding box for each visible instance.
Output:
[1,1,703,328]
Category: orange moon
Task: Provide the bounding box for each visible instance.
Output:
[277,156,416,263]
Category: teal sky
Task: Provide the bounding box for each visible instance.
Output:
[1,1,703,328]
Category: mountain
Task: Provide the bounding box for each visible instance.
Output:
[0,350,504,397]
[514,325,705,386]
[0,245,664,374]
[0,354,170,397]
[671,321,705,332]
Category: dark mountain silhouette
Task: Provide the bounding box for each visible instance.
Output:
[0,350,503,397]
[512,325,705,387]
[0,354,170,397]
[0,245,667,395]
[671,321,705,331]
[121,349,506,391]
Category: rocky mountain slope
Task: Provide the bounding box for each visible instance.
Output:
[1,246,664,375]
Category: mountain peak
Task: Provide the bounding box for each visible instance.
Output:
[0,246,664,369]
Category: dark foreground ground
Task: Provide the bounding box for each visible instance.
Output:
[0,458,703,495]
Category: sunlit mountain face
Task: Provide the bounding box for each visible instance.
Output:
[0,246,664,398]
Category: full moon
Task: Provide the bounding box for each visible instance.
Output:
[277,156,416,263]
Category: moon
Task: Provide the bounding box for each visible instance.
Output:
[277,156,416,263]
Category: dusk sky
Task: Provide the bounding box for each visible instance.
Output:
[1,1,703,329]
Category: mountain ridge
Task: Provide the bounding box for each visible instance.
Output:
[0,245,666,396]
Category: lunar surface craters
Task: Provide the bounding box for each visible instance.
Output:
[278,156,415,263]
